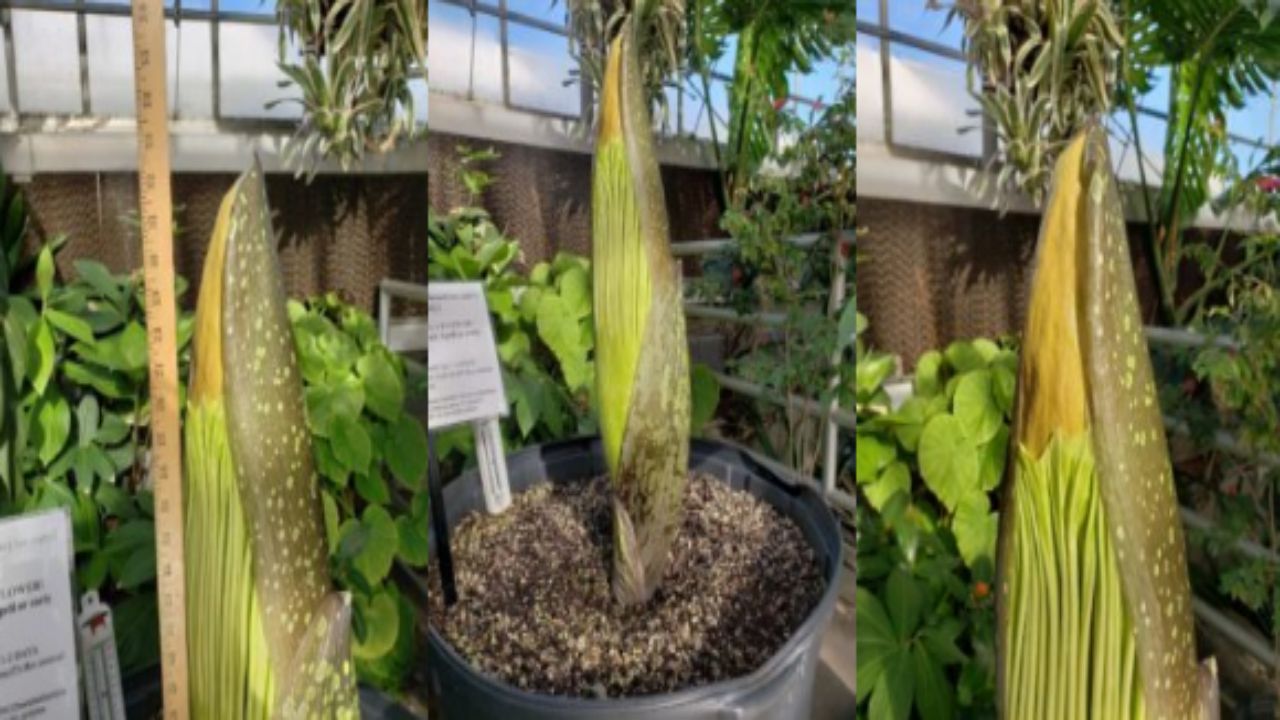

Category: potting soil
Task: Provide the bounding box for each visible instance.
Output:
[426,474,825,698]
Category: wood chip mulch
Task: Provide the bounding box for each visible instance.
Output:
[426,474,826,698]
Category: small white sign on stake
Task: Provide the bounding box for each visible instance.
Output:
[428,281,512,514]
[0,508,80,719]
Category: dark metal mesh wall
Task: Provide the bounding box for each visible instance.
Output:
[858,198,1162,370]
[427,132,722,266]
[22,172,429,313]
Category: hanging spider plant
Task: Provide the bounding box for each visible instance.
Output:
[561,0,686,115]
[274,0,426,175]
[185,163,359,717]
[998,126,1218,719]
[944,0,1123,204]
[592,0,691,607]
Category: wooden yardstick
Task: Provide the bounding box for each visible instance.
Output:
[129,1,190,716]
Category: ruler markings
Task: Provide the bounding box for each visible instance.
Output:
[129,0,189,716]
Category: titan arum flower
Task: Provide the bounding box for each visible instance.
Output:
[592,7,691,607]
[997,127,1219,719]
[185,163,358,718]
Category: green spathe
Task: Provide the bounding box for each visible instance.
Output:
[592,17,691,607]
[185,163,358,717]
[998,128,1218,719]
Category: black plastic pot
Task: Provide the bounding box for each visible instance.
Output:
[122,667,418,718]
[426,437,845,720]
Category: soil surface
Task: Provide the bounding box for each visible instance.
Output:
[426,474,826,698]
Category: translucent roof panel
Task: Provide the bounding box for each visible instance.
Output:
[0,32,11,114]
[214,0,273,15]
[856,35,980,158]
[856,37,883,144]
[506,0,567,27]
[887,2,963,50]
[857,0,878,24]
[507,23,580,116]
[13,11,81,114]
[427,0,506,106]
[219,22,302,119]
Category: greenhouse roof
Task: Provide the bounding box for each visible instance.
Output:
[857,1,1280,229]
[428,0,848,168]
[0,0,428,175]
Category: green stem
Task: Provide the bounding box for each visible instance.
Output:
[1163,59,1210,297]
[728,22,762,201]
[1163,9,1240,325]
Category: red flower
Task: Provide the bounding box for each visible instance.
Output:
[772,97,787,112]
[1255,175,1280,193]
[973,580,991,601]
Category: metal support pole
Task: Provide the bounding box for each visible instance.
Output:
[378,283,391,347]
[822,231,848,496]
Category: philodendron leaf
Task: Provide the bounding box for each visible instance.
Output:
[358,352,403,422]
[689,363,720,432]
[952,492,997,572]
[385,412,427,489]
[863,461,910,513]
[34,387,71,466]
[953,370,1001,444]
[36,244,53,300]
[917,413,977,512]
[351,505,397,586]
[536,294,590,391]
[185,163,358,718]
[998,129,1216,719]
[330,414,372,474]
[592,18,691,606]
[28,318,55,396]
[352,589,399,661]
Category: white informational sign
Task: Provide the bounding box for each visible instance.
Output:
[428,281,513,514]
[0,509,80,720]
[427,282,509,429]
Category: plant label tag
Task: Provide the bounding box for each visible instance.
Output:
[473,417,512,514]
[0,508,80,719]
[427,282,509,430]
[78,591,125,720]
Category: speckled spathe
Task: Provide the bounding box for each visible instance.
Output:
[997,128,1218,719]
[186,161,358,718]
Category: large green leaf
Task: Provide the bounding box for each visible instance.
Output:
[358,352,403,422]
[917,414,977,512]
[385,412,427,489]
[33,387,71,466]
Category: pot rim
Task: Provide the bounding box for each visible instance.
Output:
[424,435,846,710]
